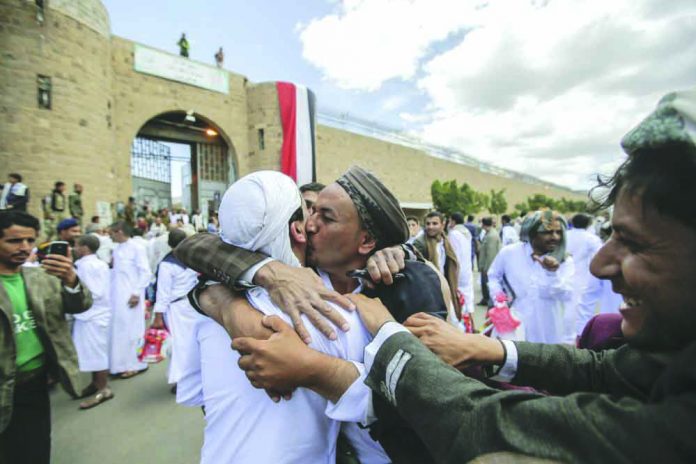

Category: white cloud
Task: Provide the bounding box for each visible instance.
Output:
[299,0,479,90]
[300,0,696,189]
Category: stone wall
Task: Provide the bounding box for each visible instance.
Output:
[0,0,115,220]
[315,125,586,210]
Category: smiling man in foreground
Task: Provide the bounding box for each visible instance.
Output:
[235,89,696,463]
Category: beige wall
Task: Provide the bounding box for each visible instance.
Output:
[0,0,115,220]
[315,125,586,211]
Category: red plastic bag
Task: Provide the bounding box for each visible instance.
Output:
[139,327,169,363]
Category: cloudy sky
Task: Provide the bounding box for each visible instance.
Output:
[104,0,696,190]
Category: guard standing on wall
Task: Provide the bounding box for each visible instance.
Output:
[178,33,189,58]
[215,47,224,68]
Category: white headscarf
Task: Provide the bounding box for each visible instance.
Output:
[218,171,302,267]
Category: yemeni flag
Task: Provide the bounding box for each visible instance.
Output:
[277,82,317,185]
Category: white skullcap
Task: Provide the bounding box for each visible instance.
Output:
[218,171,302,267]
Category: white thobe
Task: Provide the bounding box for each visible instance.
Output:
[109,239,152,374]
[153,259,200,387]
[448,229,474,314]
[73,254,111,372]
[501,225,520,246]
[146,223,167,239]
[579,274,622,318]
[92,233,114,265]
[196,271,389,464]
[148,234,171,273]
[566,228,604,334]
[487,242,576,344]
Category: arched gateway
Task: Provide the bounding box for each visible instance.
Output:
[131,111,236,215]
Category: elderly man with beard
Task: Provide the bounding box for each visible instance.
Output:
[486,210,576,344]
[278,89,696,463]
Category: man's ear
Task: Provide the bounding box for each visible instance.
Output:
[358,231,377,256]
[289,220,306,244]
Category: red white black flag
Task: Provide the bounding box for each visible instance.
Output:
[276,82,316,186]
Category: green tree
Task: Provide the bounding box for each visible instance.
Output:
[525,194,558,211]
[431,180,488,216]
[488,188,508,215]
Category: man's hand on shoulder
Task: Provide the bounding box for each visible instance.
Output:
[346,293,395,336]
[405,312,505,369]
[254,261,355,344]
[365,246,405,286]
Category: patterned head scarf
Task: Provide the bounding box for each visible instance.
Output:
[218,171,302,268]
[336,166,409,248]
[621,89,696,155]
[519,209,568,262]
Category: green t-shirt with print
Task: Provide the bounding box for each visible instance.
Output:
[1,273,44,371]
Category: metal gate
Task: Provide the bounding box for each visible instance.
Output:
[131,137,172,210]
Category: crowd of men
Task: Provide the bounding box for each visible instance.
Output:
[1,89,695,463]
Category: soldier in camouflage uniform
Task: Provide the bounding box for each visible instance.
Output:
[68,183,84,227]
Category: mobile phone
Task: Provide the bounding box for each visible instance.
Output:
[47,241,69,257]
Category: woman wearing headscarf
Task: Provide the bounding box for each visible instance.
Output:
[487,209,576,344]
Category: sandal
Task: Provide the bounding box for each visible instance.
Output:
[119,366,149,379]
[79,388,114,410]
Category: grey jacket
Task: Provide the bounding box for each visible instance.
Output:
[366,331,694,463]
[0,267,92,432]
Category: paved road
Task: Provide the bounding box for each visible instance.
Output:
[50,272,486,463]
[51,361,204,464]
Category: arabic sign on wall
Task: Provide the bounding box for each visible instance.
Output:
[133,44,229,95]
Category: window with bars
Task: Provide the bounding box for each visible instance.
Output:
[198,143,227,182]
[131,138,172,183]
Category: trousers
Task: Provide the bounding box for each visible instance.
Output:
[0,371,51,464]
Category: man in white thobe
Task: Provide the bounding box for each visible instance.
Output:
[566,213,605,335]
[73,234,114,408]
[500,214,520,246]
[191,171,390,464]
[487,210,576,344]
[150,229,201,403]
[108,221,152,377]
[448,212,475,316]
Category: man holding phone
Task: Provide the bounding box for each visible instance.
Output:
[0,210,92,464]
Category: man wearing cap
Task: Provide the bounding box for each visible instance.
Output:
[56,218,81,247]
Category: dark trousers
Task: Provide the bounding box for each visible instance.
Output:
[480,271,490,304]
[0,373,51,464]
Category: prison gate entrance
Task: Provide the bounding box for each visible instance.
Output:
[130,111,236,218]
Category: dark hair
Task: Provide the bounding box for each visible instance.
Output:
[571,213,591,229]
[109,220,133,237]
[168,229,187,248]
[77,234,100,253]
[8,173,22,182]
[0,211,40,237]
[501,214,511,224]
[426,211,444,221]
[592,141,696,230]
[299,182,325,194]
[91,215,100,223]
[406,216,419,223]
[467,215,474,222]
[288,205,303,225]
[451,212,465,225]
[54,181,65,189]
[482,217,493,227]
[128,196,135,203]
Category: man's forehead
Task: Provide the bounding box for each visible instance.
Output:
[316,183,355,214]
[3,225,37,238]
